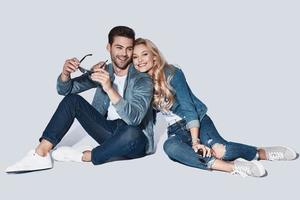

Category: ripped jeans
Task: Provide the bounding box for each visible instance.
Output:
[163,114,258,170]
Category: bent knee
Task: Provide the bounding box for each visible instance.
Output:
[62,94,82,104]
[163,139,180,157]
[212,143,226,159]
[121,126,143,141]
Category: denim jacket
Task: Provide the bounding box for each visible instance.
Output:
[56,64,155,154]
[164,65,208,130]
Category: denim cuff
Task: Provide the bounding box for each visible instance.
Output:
[38,135,57,149]
[113,97,126,110]
[207,157,216,169]
[186,120,200,129]
[90,148,98,165]
[113,98,133,125]
[56,75,72,95]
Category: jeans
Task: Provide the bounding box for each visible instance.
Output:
[163,114,258,170]
[40,94,147,165]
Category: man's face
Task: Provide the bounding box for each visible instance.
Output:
[107,36,134,70]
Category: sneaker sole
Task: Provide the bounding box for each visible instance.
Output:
[6,166,53,174]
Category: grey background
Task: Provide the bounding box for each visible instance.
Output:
[0,0,299,199]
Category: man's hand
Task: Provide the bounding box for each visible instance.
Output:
[90,61,107,72]
[61,58,80,81]
[91,68,112,93]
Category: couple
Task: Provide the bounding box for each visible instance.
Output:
[6,26,297,177]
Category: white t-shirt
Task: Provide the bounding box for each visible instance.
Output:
[161,110,182,126]
[107,74,127,120]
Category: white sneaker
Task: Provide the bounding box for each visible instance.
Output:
[232,159,266,177]
[5,150,53,173]
[52,146,84,163]
[261,146,297,161]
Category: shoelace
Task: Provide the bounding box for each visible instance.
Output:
[12,152,37,167]
[268,152,284,160]
[231,165,251,178]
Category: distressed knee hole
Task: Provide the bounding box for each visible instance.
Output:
[212,143,226,159]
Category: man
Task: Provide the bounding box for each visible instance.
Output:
[6,26,154,173]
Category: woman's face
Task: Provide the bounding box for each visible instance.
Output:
[133,44,155,75]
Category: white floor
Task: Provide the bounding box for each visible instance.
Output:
[1,118,299,200]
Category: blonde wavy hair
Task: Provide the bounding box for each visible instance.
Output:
[134,38,174,111]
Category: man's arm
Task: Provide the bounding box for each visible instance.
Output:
[57,58,97,95]
[91,68,153,125]
[113,76,153,125]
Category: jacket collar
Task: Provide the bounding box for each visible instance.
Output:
[107,63,137,96]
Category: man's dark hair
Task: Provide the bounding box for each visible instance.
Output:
[108,26,135,45]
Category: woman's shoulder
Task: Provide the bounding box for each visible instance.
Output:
[164,64,183,78]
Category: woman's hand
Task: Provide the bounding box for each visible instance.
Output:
[192,142,212,157]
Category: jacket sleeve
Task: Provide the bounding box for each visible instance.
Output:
[113,75,153,126]
[171,68,200,129]
[56,73,97,96]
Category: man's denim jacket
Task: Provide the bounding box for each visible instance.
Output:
[56,63,155,154]
[164,65,208,130]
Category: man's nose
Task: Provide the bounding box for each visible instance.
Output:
[120,49,127,56]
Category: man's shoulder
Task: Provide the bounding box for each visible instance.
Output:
[128,65,152,80]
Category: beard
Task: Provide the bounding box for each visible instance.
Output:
[111,55,132,70]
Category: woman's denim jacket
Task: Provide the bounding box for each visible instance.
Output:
[164,65,208,129]
[56,64,155,154]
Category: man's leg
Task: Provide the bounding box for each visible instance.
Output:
[86,121,147,165]
[6,94,115,173]
[39,94,114,150]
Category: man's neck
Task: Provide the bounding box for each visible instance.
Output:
[113,64,129,76]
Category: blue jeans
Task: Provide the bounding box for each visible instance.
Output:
[163,114,258,170]
[40,94,147,165]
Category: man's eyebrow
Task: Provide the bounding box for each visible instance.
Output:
[114,44,133,49]
[114,44,124,47]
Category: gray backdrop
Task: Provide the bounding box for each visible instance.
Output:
[0,0,299,199]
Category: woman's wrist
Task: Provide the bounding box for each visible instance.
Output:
[192,138,200,145]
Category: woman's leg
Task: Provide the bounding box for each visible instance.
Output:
[200,115,297,161]
[200,114,258,161]
[163,134,265,177]
[163,135,215,170]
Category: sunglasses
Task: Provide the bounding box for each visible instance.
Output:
[78,54,108,75]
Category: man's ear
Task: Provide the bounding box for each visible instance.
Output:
[106,43,111,52]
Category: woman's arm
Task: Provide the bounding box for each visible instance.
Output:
[170,68,200,129]
[190,127,211,157]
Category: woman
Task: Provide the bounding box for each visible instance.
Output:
[131,38,297,177]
